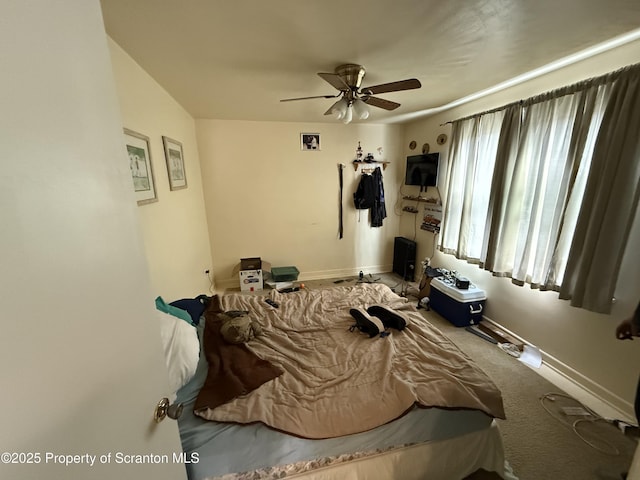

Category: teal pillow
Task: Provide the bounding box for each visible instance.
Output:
[155,296,193,325]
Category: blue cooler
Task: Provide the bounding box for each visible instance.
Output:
[429,277,486,327]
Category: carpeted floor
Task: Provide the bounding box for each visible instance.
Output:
[380,273,638,480]
[425,306,637,480]
[228,273,638,479]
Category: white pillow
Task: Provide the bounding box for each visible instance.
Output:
[158,310,200,399]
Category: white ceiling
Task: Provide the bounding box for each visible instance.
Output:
[100,0,640,124]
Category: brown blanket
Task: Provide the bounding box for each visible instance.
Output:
[193,295,283,412]
[195,284,505,439]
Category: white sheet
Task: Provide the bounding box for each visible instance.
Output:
[204,422,516,480]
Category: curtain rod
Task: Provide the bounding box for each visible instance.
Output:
[440,61,640,126]
[439,100,522,126]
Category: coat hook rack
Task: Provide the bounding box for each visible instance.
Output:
[353,161,389,171]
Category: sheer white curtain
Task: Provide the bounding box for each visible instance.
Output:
[546,85,612,287]
[488,87,610,287]
[441,111,504,262]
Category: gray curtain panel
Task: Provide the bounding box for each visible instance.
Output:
[483,104,522,275]
[559,65,640,313]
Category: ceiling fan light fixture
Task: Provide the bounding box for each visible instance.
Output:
[329,97,348,119]
[342,104,353,124]
[352,98,370,120]
[281,64,422,123]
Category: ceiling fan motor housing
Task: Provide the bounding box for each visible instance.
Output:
[335,64,366,91]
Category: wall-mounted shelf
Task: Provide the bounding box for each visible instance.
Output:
[402,195,439,204]
[402,206,419,214]
[353,161,389,171]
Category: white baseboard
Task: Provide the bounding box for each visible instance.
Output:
[537,358,635,424]
[215,264,394,291]
[482,316,636,424]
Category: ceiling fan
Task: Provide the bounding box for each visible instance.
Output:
[280,64,421,123]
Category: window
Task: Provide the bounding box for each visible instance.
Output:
[443,89,609,287]
[441,111,504,263]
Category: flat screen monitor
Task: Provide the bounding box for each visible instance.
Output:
[405,153,439,187]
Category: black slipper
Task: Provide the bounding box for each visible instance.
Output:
[349,308,385,338]
[367,305,407,331]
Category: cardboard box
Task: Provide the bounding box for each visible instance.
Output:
[241,257,262,270]
[239,269,263,292]
[417,267,443,299]
[418,277,433,299]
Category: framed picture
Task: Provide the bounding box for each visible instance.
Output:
[162,136,188,190]
[301,133,321,151]
[124,128,158,205]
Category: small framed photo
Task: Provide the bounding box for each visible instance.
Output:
[301,133,321,151]
[124,128,158,205]
[162,136,188,190]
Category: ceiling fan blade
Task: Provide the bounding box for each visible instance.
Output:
[280,94,340,102]
[318,72,350,91]
[361,78,421,95]
[362,96,401,111]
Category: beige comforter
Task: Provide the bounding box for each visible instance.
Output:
[195,283,505,439]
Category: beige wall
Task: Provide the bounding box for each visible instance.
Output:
[401,39,640,416]
[108,39,213,300]
[196,120,403,288]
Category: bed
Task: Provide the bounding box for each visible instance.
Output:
[169,282,516,480]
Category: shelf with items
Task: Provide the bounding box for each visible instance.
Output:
[401,194,443,235]
[401,205,419,214]
[352,141,388,171]
[402,195,439,204]
[353,160,390,172]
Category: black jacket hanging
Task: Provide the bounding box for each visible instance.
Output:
[353,167,386,227]
[370,167,387,227]
[353,173,375,209]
